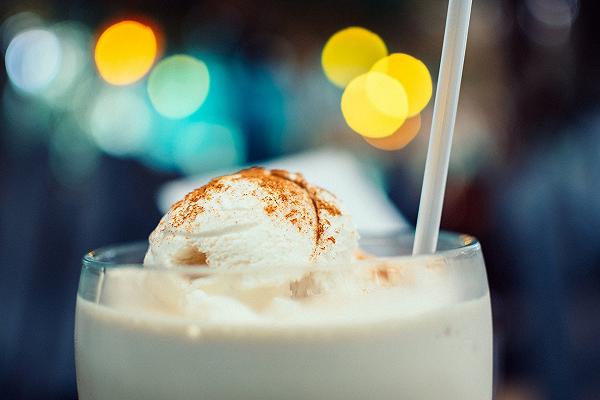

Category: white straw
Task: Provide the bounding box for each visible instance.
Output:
[413,0,473,255]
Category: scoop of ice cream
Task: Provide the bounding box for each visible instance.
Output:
[144,167,358,269]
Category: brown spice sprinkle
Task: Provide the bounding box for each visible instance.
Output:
[315,196,341,217]
[168,167,344,250]
[169,177,224,228]
[270,169,342,250]
[235,167,312,232]
[370,263,411,287]
[238,168,342,243]
[264,204,277,214]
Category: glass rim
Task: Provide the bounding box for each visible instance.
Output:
[82,230,481,274]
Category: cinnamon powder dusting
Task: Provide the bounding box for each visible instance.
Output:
[269,168,341,244]
[238,168,342,248]
[234,167,313,232]
[169,178,223,228]
[264,204,277,214]
[168,167,343,251]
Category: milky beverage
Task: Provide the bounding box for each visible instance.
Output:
[75,168,492,400]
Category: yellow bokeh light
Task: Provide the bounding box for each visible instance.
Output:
[341,71,408,139]
[322,27,388,88]
[94,20,157,85]
[371,53,432,117]
[364,114,421,151]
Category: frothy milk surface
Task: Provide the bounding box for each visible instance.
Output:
[75,260,493,400]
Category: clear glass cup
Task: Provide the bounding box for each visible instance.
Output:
[75,231,493,400]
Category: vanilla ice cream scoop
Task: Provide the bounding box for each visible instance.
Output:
[144,168,358,269]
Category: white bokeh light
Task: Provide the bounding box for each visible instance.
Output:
[88,87,151,156]
[5,29,62,94]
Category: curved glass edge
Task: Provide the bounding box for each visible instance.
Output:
[82,230,482,274]
[83,241,148,268]
[78,231,489,309]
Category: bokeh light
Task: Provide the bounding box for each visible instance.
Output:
[181,53,234,122]
[341,71,408,138]
[94,20,157,85]
[147,55,210,119]
[88,87,151,156]
[525,0,579,28]
[68,76,103,125]
[371,53,433,117]
[139,119,184,171]
[174,122,246,175]
[5,29,62,94]
[42,22,91,105]
[521,0,579,46]
[364,114,422,151]
[322,27,388,88]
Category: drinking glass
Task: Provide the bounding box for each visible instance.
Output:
[75,231,492,400]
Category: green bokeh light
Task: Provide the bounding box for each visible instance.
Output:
[147,54,210,119]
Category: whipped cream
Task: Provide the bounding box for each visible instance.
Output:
[144,168,358,269]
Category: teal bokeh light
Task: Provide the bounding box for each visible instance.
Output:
[147,55,210,119]
[183,53,235,123]
[174,122,246,175]
[138,118,184,171]
[140,118,245,174]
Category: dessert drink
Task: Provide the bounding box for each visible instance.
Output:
[75,168,492,400]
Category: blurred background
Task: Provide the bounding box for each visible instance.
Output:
[0,0,599,399]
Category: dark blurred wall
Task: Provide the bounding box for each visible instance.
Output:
[492,1,600,399]
[0,143,167,398]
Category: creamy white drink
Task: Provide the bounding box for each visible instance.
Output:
[75,168,493,400]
